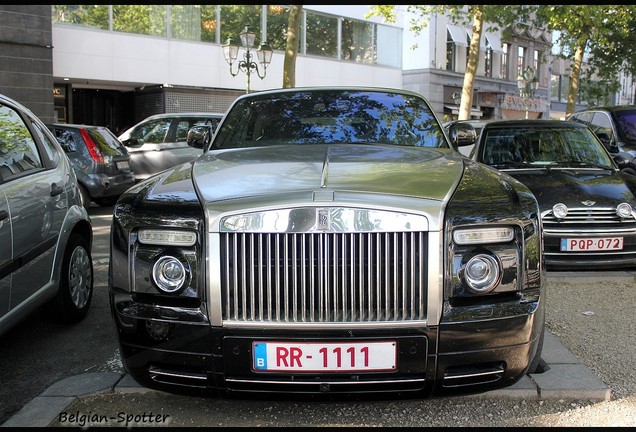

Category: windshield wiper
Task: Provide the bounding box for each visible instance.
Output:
[491,161,527,169]
[555,159,614,170]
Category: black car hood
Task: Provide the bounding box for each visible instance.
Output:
[503,168,636,209]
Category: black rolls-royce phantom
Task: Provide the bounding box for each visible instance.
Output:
[109,87,545,397]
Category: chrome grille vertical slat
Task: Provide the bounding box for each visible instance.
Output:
[258,233,264,321]
[220,230,428,324]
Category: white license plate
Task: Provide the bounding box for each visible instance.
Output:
[116,161,129,170]
[560,237,624,251]
[252,341,397,372]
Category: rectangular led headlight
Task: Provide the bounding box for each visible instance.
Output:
[453,227,514,245]
[138,229,196,246]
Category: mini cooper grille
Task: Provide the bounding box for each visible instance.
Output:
[542,207,636,233]
[220,232,428,323]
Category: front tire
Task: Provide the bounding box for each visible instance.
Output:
[46,233,93,323]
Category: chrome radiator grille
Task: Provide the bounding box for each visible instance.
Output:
[220,231,428,324]
[542,207,636,234]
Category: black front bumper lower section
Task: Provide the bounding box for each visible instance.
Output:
[111,292,542,398]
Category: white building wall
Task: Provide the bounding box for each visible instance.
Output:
[52,5,404,93]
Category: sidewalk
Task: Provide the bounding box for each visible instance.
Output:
[2,330,610,428]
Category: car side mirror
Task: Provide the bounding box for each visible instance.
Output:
[187,125,212,150]
[122,137,141,147]
[447,123,477,150]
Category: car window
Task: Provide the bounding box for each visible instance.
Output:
[31,121,61,166]
[480,127,614,167]
[85,127,128,156]
[613,109,636,142]
[175,117,221,142]
[130,118,171,144]
[214,90,446,149]
[51,128,78,153]
[590,112,613,138]
[0,103,43,182]
[569,112,593,124]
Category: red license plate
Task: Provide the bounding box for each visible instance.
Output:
[560,237,623,251]
[252,341,397,372]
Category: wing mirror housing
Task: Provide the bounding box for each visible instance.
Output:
[187,125,212,150]
[448,123,477,150]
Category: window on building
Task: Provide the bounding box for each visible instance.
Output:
[533,49,540,80]
[446,30,456,71]
[517,46,526,78]
[266,5,290,51]
[112,5,167,36]
[376,24,401,68]
[501,43,509,79]
[220,4,261,46]
[305,11,338,58]
[341,18,375,64]
[485,43,493,78]
[51,5,109,30]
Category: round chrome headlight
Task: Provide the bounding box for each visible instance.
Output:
[552,203,568,219]
[152,256,187,293]
[616,202,633,219]
[464,254,501,293]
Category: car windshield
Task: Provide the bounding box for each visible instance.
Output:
[614,109,636,142]
[212,89,448,149]
[479,126,616,169]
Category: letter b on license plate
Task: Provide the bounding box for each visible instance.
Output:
[252,341,397,372]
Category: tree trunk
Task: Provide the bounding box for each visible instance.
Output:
[566,42,586,116]
[459,5,483,120]
[283,5,303,89]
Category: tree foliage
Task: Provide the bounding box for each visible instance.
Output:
[534,5,636,113]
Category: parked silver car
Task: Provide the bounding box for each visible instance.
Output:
[0,93,94,337]
[118,112,223,182]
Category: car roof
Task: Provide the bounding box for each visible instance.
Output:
[142,112,224,120]
[480,119,587,129]
[47,123,107,129]
[571,105,636,114]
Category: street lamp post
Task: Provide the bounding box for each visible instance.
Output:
[517,66,539,119]
[222,25,273,94]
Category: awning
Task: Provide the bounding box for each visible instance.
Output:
[465,28,487,50]
[444,105,483,118]
[447,25,468,47]
[485,32,504,54]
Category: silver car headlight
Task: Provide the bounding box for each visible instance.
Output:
[152,256,188,293]
[616,203,633,219]
[463,254,501,293]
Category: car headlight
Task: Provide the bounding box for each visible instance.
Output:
[152,256,188,293]
[552,203,568,219]
[616,203,633,219]
[463,254,501,293]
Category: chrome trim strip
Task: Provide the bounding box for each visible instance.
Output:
[221,207,429,233]
[221,320,428,329]
[225,377,425,385]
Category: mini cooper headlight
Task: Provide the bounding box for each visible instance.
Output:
[616,203,633,219]
[552,203,568,219]
[152,256,187,293]
[464,254,501,293]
